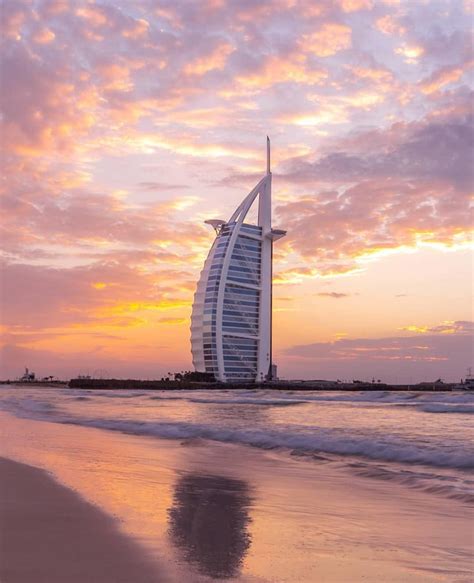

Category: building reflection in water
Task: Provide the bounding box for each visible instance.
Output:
[168,473,252,579]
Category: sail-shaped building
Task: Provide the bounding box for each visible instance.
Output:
[190,138,286,383]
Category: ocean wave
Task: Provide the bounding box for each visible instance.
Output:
[59,417,474,470]
[188,397,305,406]
[420,404,474,414]
[89,391,148,398]
[347,464,474,504]
[149,395,188,401]
[289,390,473,403]
[0,397,56,416]
[52,387,474,411]
[276,390,418,403]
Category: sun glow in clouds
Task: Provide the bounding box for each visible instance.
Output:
[0,0,472,381]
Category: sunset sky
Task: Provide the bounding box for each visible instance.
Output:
[1,0,473,382]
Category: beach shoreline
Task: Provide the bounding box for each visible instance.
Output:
[0,457,167,583]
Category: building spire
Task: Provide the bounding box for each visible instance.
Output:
[266,136,271,175]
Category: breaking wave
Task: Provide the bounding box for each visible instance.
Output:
[420,404,474,414]
[149,395,192,401]
[347,463,474,504]
[58,417,474,471]
[187,397,305,406]
[59,387,474,412]
[0,397,57,416]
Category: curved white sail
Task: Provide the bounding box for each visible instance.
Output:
[190,138,286,383]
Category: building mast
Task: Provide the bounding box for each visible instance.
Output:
[267,137,273,380]
[256,138,272,381]
[267,135,271,175]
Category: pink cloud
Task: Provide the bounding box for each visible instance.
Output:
[269,97,473,271]
[420,63,470,95]
[0,0,28,40]
[300,23,352,57]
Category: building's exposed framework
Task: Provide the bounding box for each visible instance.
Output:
[190,138,286,383]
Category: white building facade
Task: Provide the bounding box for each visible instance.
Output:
[190,139,286,383]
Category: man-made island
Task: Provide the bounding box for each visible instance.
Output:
[2,376,467,391]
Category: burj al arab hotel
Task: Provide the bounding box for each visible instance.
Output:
[191,138,286,383]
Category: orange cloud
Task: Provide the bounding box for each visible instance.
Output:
[274,263,359,283]
[300,23,352,57]
[281,103,349,127]
[376,14,406,36]
[40,0,69,17]
[348,92,386,108]
[154,6,183,29]
[32,28,56,44]
[184,43,234,76]
[234,54,327,90]
[350,65,393,85]
[158,317,188,325]
[339,0,373,12]
[1,4,26,40]
[275,106,473,271]
[122,18,149,39]
[95,63,134,92]
[420,65,467,95]
[399,325,428,333]
[395,44,424,63]
[400,321,473,335]
[130,131,258,160]
[281,87,385,128]
[76,6,108,27]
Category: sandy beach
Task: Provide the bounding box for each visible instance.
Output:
[0,386,472,582]
[0,457,166,583]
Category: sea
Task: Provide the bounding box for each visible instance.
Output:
[1,386,473,501]
[1,385,473,581]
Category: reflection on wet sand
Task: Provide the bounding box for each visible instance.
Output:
[168,473,252,579]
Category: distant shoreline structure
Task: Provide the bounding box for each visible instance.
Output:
[1,378,468,392]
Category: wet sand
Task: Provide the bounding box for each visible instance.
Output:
[0,457,167,583]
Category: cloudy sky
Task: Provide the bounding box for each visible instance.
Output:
[1,0,473,382]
